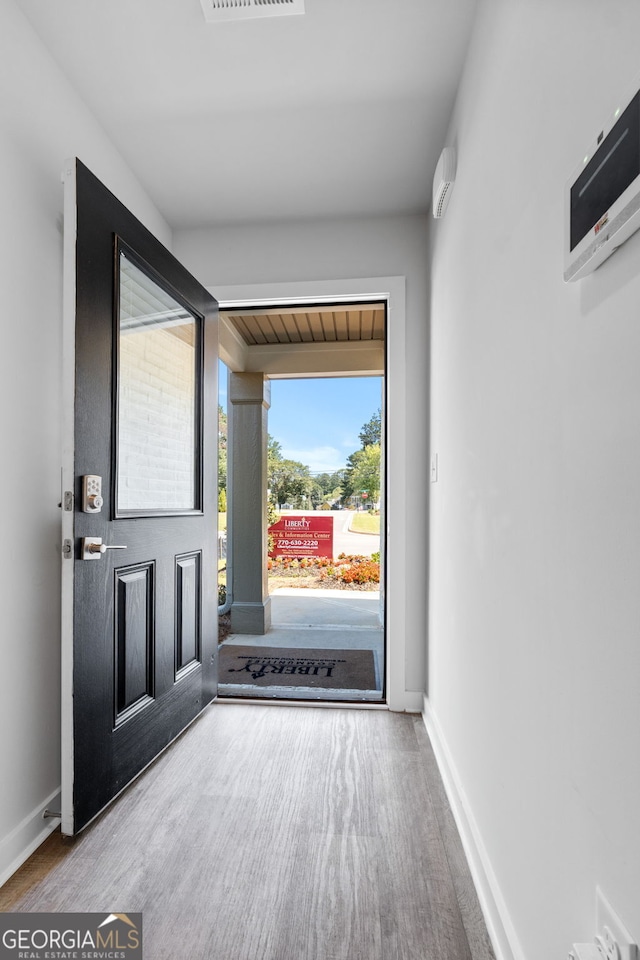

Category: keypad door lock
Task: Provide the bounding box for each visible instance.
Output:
[82,475,104,513]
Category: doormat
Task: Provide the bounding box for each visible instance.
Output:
[219,645,376,690]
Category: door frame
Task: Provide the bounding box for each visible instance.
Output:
[212,277,408,713]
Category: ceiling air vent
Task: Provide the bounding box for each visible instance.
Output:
[200,0,305,23]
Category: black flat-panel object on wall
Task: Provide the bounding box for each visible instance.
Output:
[565,81,640,281]
[570,92,640,251]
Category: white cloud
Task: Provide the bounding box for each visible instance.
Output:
[282,445,346,473]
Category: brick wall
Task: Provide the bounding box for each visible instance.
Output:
[117,322,196,512]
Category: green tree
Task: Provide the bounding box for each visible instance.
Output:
[341,451,359,501]
[218,404,227,497]
[309,479,323,509]
[342,411,382,505]
[348,443,381,505]
[327,469,346,505]
[359,409,381,448]
[267,435,283,504]
[269,458,313,507]
[267,435,282,467]
[309,472,338,508]
[314,472,333,496]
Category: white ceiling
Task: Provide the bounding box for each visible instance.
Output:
[15,0,477,229]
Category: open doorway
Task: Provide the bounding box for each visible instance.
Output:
[216,302,387,703]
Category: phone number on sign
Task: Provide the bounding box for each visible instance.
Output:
[277,539,318,548]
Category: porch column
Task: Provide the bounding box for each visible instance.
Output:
[229,372,272,635]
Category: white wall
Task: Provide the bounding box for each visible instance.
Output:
[428,1,640,957]
[174,216,430,701]
[0,0,171,884]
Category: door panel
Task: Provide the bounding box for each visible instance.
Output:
[114,563,155,725]
[175,552,201,676]
[63,160,218,834]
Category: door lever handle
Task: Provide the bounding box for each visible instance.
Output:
[81,537,128,561]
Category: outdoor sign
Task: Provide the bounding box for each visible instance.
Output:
[269,514,334,558]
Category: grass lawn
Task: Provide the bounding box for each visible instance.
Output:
[349,512,380,535]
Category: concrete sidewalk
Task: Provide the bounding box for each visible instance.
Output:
[220,587,384,701]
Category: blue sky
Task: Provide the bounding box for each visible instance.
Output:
[219,362,382,474]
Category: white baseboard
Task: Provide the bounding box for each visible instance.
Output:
[421,697,527,960]
[0,788,61,889]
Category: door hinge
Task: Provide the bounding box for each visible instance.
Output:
[62,539,73,559]
[63,491,74,511]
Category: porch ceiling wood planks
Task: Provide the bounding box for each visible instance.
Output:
[222,303,386,347]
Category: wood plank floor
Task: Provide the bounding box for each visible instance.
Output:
[0,705,495,960]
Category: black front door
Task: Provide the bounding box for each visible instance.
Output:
[62,160,218,834]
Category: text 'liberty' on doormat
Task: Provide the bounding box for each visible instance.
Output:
[219,646,376,690]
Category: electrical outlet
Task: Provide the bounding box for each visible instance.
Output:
[596,888,638,960]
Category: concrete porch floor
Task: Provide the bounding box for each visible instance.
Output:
[219,588,385,702]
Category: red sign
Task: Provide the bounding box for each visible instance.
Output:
[269,514,334,558]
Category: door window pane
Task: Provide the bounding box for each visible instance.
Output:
[117,249,200,513]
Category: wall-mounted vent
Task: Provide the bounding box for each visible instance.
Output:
[432,147,456,219]
[200,0,305,23]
